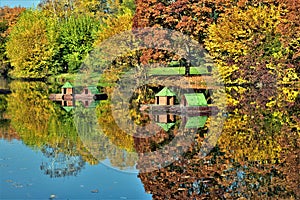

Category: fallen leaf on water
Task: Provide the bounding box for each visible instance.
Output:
[91,189,99,193]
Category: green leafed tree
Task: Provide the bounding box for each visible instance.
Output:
[6,9,59,79]
[57,15,99,73]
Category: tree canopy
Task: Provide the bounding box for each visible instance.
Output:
[6,9,58,78]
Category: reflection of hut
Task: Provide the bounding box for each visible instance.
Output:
[62,100,73,107]
[154,114,175,124]
[63,106,74,112]
[155,87,176,105]
[61,82,74,95]
[77,86,107,101]
[181,93,207,107]
[156,122,175,132]
[80,100,100,108]
[185,116,208,129]
[153,114,176,132]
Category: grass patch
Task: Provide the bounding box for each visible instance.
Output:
[148,67,209,76]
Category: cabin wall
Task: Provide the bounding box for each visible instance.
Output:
[154,114,175,123]
[67,88,73,94]
[83,88,91,95]
[168,96,175,105]
[159,96,168,105]
[157,96,176,105]
[61,100,73,106]
[62,88,73,94]
[168,114,175,122]
[159,115,168,123]
[66,101,73,106]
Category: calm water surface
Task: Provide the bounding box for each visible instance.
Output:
[0,139,151,199]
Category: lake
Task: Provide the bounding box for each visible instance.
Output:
[0,78,299,199]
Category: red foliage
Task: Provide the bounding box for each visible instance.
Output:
[0,6,26,38]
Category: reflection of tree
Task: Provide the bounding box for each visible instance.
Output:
[73,100,138,170]
[7,81,53,147]
[6,81,98,173]
[129,85,154,126]
[79,130,138,170]
[40,145,85,178]
[137,86,299,199]
[219,86,298,163]
[139,145,298,199]
[96,100,135,152]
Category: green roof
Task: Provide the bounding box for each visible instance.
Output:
[155,87,176,97]
[185,116,208,129]
[156,123,175,131]
[87,86,100,94]
[62,82,73,88]
[183,93,207,106]
[63,106,74,112]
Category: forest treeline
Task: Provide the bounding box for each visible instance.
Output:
[0,0,135,79]
[0,0,299,84]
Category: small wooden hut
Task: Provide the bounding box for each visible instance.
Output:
[61,82,74,95]
[155,87,176,105]
[82,86,99,95]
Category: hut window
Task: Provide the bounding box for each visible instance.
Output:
[85,89,88,94]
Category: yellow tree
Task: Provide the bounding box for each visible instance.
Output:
[94,7,133,46]
[205,5,288,85]
[0,6,26,75]
[6,10,58,78]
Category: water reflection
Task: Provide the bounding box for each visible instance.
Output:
[40,145,85,178]
[137,85,299,199]
[0,79,299,199]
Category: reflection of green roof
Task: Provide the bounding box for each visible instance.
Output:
[63,106,74,112]
[157,123,175,131]
[62,82,73,88]
[184,93,207,106]
[155,87,176,97]
[185,116,207,129]
[88,100,100,108]
[87,86,100,94]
